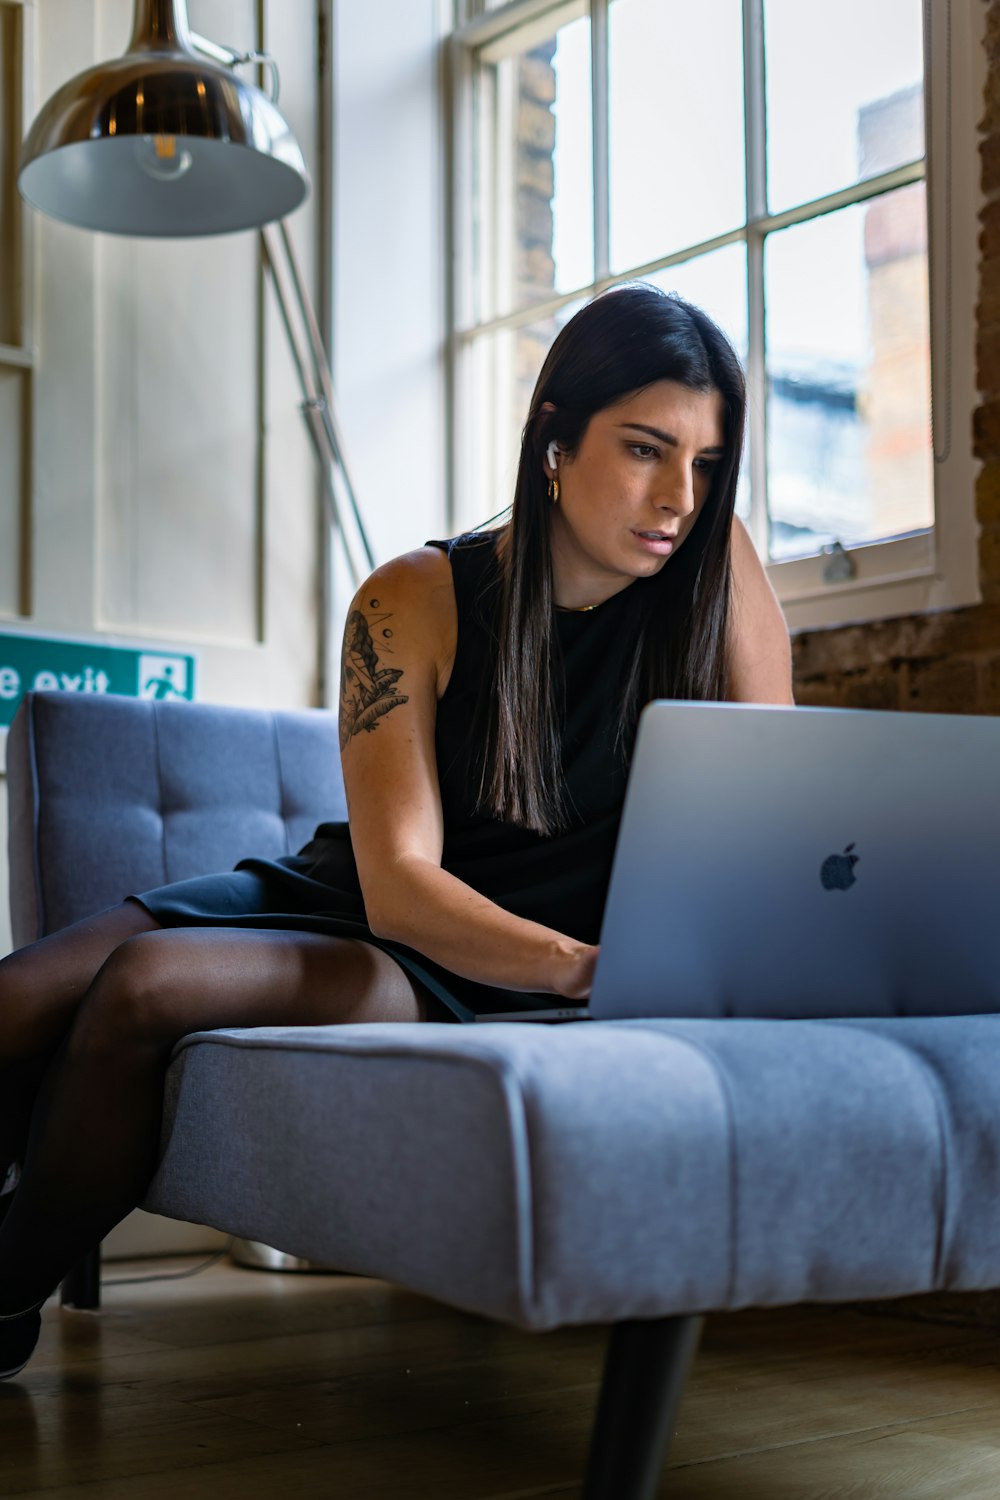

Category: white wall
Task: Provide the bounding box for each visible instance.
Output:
[332,0,449,577]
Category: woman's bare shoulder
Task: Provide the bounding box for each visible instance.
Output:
[347,547,457,694]
[356,545,454,596]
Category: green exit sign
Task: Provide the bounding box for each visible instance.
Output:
[0,632,196,730]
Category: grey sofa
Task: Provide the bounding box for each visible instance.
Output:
[8,688,1000,1498]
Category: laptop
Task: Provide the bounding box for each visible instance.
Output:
[474,699,1000,1023]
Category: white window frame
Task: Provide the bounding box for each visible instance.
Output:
[447,0,983,634]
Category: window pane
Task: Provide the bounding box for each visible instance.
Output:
[463,302,584,537]
[765,187,932,563]
[765,0,924,213]
[648,244,748,360]
[609,0,745,274]
[647,244,751,522]
[475,12,593,322]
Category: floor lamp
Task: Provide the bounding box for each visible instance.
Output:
[18,0,376,590]
[17,0,372,1301]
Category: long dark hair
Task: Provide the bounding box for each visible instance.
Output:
[481,282,746,836]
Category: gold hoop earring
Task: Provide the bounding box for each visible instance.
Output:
[548,477,560,504]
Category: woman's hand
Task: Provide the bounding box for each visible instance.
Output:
[550,940,600,1000]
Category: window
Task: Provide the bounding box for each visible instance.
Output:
[449,0,981,631]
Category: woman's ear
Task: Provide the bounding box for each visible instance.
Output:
[536,399,560,474]
[538,401,560,476]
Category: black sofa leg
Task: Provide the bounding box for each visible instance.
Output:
[582,1314,704,1500]
[61,1249,101,1310]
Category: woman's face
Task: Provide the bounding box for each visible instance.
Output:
[544,380,726,607]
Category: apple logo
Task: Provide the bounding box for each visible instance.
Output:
[821,842,859,891]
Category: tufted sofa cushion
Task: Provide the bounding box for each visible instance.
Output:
[7,691,346,945]
[144,1012,1000,1332]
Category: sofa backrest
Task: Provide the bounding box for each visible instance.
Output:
[7,691,345,947]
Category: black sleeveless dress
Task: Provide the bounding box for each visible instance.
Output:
[132,531,647,1022]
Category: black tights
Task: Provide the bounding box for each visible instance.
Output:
[0,903,430,1314]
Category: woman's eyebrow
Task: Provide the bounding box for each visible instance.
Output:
[617,421,725,455]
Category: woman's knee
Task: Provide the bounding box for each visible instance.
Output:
[0,902,163,1062]
[70,933,182,1055]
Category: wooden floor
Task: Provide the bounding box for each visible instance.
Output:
[2,1257,1000,1498]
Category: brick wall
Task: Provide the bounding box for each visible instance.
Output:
[791,3,1000,712]
[515,43,556,304]
[515,42,558,416]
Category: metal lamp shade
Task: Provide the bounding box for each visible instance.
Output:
[18,1,309,237]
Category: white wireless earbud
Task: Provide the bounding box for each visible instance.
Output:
[546,441,559,470]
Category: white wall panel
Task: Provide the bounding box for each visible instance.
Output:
[0,367,25,619]
[0,2,23,348]
[334,0,449,570]
[258,1,325,705]
[96,233,261,644]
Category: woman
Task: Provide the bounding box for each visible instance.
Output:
[0,283,793,1376]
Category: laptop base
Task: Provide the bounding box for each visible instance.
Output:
[473,1006,592,1023]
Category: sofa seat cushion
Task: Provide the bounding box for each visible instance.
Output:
[143,1015,1000,1332]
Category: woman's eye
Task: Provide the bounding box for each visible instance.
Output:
[629,444,658,459]
[694,458,719,473]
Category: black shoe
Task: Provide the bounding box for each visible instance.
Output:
[0,1307,41,1380]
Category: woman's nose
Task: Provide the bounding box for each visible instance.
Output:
[655,464,696,516]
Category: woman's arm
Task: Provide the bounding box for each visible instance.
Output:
[726,516,796,705]
[340,548,597,1000]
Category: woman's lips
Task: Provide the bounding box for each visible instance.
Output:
[632,530,675,555]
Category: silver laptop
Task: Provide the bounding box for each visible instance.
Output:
[475,700,1000,1023]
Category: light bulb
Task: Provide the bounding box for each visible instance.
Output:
[134,134,193,183]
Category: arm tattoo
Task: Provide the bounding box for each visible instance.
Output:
[339,598,409,751]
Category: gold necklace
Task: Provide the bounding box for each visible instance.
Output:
[555,602,600,613]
